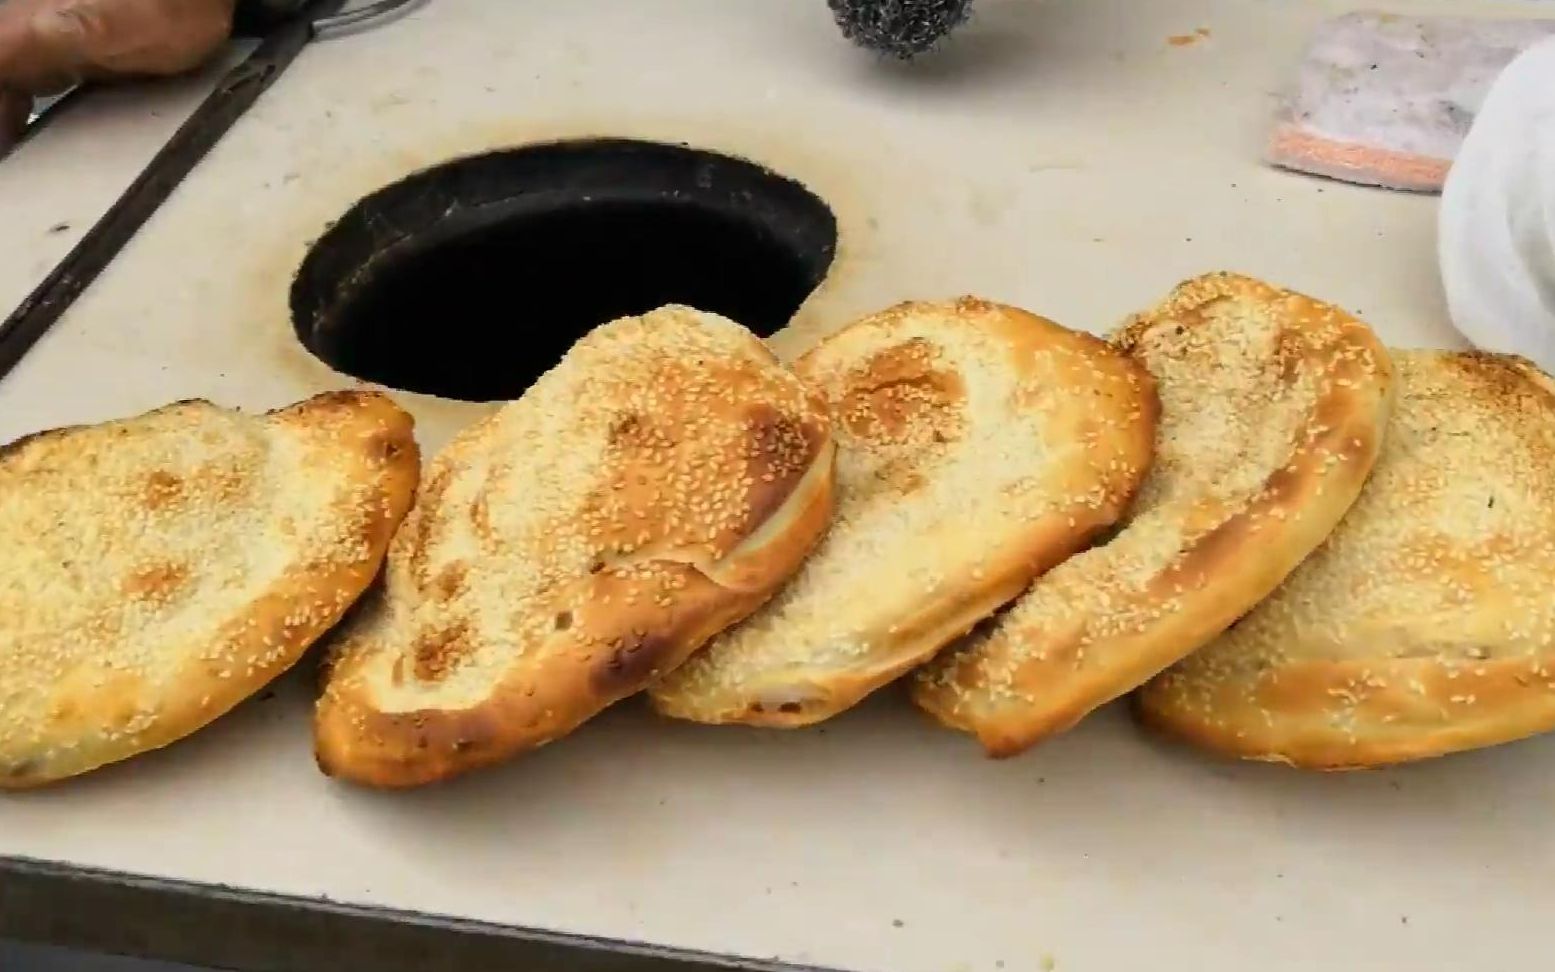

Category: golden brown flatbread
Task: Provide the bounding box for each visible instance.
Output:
[315,306,835,787]
[650,298,1156,727]
[916,274,1394,756]
[0,392,418,787]
[1138,350,1555,769]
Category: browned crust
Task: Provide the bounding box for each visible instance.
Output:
[663,510,1126,730]
[1135,351,1555,770]
[0,399,209,463]
[913,273,1395,757]
[1135,656,1555,771]
[698,405,836,595]
[1,391,419,788]
[315,438,833,787]
[314,316,838,788]
[758,307,1158,727]
[648,298,1159,727]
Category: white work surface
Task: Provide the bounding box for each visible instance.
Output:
[1,1,1551,970]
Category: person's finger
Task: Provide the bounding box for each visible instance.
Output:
[0,0,235,96]
[0,0,82,94]
[50,0,235,79]
[0,87,32,155]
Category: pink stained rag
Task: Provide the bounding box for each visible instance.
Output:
[1267,12,1555,193]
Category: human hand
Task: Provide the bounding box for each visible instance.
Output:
[0,0,235,153]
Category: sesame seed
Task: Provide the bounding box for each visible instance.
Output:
[0,389,415,783]
[913,273,1396,759]
[652,297,1155,726]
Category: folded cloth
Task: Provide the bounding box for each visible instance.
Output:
[1439,36,1555,372]
[1268,12,1555,192]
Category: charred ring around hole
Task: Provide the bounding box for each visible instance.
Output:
[290,138,839,402]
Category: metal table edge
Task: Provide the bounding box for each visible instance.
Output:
[0,854,840,972]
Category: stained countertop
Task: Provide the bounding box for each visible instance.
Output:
[0,2,1549,971]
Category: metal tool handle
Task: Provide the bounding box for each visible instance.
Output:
[1,0,344,381]
[313,0,427,39]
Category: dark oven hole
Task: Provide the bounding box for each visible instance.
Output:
[291,139,838,402]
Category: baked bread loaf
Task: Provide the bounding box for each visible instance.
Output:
[1137,350,1555,769]
[649,298,1156,726]
[915,273,1394,756]
[0,392,418,788]
[315,306,835,787]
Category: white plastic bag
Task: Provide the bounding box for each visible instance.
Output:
[1439,36,1555,371]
